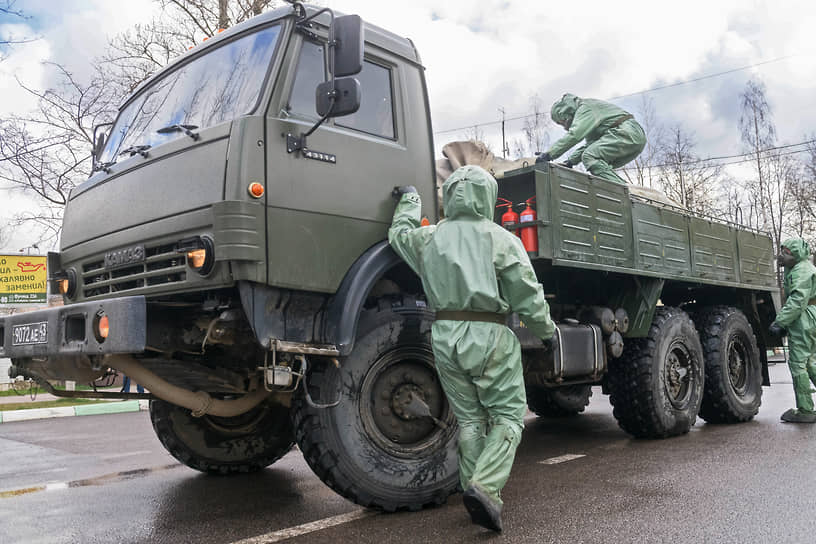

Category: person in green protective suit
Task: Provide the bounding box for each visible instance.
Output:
[770,238,816,423]
[536,93,646,184]
[388,165,555,532]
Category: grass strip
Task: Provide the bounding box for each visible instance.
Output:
[0,398,103,411]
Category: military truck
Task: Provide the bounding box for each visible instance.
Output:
[0,2,780,512]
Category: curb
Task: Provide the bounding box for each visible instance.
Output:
[0,399,149,424]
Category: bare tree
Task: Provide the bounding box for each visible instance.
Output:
[0,0,282,245]
[0,0,36,58]
[622,95,665,187]
[656,125,724,216]
[460,125,494,153]
[521,93,551,156]
[784,136,816,245]
[739,78,779,239]
[104,0,280,94]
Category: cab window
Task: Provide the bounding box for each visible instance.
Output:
[336,60,395,139]
[288,40,325,119]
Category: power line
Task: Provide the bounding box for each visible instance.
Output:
[433,54,801,136]
[606,54,799,101]
[621,139,815,171]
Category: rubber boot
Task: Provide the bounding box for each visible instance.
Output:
[781,408,816,423]
[463,485,503,532]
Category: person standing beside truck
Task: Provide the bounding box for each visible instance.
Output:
[388,165,556,532]
[770,238,816,423]
[536,93,646,184]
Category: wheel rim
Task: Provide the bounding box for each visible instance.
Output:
[202,401,273,435]
[726,333,749,395]
[360,346,455,459]
[665,340,694,409]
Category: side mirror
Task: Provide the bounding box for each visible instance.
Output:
[331,15,363,77]
[91,121,113,170]
[93,132,107,160]
[316,77,361,117]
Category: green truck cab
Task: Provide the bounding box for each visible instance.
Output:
[0,3,780,511]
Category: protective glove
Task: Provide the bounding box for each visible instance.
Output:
[769,322,785,338]
[560,160,573,169]
[541,331,558,350]
[535,152,552,164]
[391,185,417,200]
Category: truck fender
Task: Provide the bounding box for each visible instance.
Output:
[324,240,406,356]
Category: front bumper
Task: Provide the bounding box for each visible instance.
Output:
[0,296,146,359]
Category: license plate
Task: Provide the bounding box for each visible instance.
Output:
[12,322,48,346]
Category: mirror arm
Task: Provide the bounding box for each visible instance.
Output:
[287,6,339,155]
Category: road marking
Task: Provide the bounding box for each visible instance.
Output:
[229,509,379,544]
[539,453,586,465]
[99,450,153,460]
[0,463,182,499]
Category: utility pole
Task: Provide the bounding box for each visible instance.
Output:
[498,107,507,158]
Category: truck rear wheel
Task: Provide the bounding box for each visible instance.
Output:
[291,297,459,512]
[696,306,762,423]
[526,385,592,417]
[149,398,294,474]
[608,307,704,438]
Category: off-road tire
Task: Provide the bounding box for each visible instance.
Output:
[608,307,704,438]
[696,306,762,423]
[149,398,294,474]
[526,384,593,417]
[291,296,459,512]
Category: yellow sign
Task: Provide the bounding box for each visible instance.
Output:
[0,255,48,304]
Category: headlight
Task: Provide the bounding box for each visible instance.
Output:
[54,268,77,298]
[177,236,215,276]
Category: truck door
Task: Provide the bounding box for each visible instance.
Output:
[264,32,412,294]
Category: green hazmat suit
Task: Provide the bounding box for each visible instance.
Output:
[546,93,646,184]
[388,165,555,506]
[772,238,816,414]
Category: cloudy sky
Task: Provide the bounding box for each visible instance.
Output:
[2,0,816,251]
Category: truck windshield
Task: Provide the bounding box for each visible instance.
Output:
[100,24,282,164]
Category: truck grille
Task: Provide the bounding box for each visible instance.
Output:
[81,243,187,298]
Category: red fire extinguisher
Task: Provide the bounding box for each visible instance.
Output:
[496,198,520,237]
[518,196,538,253]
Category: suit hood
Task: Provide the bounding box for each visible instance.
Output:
[441,165,498,220]
[551,93,581,127]
[782,238,811,262]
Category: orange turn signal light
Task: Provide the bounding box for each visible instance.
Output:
[58,278,70,294]
[94,312,109,342]
[420,217,430,226]
[187,249,207,269]
[98,315,110,339]
[248,182,265,198]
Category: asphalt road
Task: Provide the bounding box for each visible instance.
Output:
[0,363,814,544]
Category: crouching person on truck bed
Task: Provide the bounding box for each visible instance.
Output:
[536,93,646,184]
[770,238,816,423]
[388,165,556,532]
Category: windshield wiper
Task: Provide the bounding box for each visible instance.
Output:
[119,144,151,158]
[156,124,200,141]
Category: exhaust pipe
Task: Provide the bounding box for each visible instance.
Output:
[106,355,271,418]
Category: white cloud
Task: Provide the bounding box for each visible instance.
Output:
[3,0,816,250]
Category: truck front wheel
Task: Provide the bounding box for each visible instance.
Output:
[608,307,704,438]
[696,306,762,423]
[526,385,593,417]
[291,297,459,512]
[149,398,294,474]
